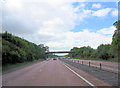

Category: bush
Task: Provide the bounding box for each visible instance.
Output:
[2,32,47,65]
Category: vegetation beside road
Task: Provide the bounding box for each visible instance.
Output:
[67,20,120,61]
[1,32,47,66]
[3,59,44,71]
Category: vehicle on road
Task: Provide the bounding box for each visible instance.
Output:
[68,57,71,59]
[53,58,57,60]
[46,58,50,61]
[63,57,66,59]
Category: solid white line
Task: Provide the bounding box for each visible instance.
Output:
[63,64,97,88]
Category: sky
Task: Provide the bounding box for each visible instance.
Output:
[1,0,118,55]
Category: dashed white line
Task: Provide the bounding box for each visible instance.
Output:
[63,64,97,88]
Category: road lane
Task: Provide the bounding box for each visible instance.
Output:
[61,60,113,88]
[3,59,91,86]
[63,64,95,87]
[3,60,48,86]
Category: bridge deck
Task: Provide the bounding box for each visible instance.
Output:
[45,51,75,54]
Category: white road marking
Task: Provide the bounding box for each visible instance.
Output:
[63,64,97,88]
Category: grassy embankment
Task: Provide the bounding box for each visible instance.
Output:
[75,58,120,62]
[2,59,44,71]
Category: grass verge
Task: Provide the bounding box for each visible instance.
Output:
[2,59,44,71]
[75,58,120,63]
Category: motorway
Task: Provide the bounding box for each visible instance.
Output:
[2,59,112,87]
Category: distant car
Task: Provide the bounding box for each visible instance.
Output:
[46,58,50,61]
[63,57,66,59]
[68,57,70,59]
[53,58,57,60]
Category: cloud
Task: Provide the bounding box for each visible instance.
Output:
[76,9,92,22]
[111,9,118,17]
[45,26,116,51]
[74,3,86,12]
[0,0,2,33]
[2,0,116,53]
[3,0,77,34]
[97,26,115,35]
[92,3,101,9]
[92,8,112,17]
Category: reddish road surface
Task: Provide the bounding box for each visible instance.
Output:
[3,59,111,86]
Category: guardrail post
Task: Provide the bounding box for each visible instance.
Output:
[78,60,79,63]
[89,62,90,67]
[100,63,102,70]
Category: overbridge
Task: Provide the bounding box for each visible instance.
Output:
[45,51,75,54]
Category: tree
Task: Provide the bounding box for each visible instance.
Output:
[111,20,120,59]
[97,44,111,60]
[2,32,47,65]
[83,50,89,58]
[68,46,95,59]
[91,50,97,58]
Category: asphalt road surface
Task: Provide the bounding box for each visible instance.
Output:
[2,59,113,87]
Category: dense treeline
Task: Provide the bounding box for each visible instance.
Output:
[69,44,113,60]
[0,34,2,64]
[111,20,120,59]
[2,32,47,65]
[68,21,120,60]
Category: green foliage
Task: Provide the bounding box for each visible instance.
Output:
[2,32,47,65]
[3,59,44,71]
[69,46,96,59]
[0,34,2,59]
[91,50,97,58]
[97,44,111,60]
[68,21,120,61]
[111,20,120,59]
[69,44,113,60]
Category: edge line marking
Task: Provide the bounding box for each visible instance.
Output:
[63,63,96,88]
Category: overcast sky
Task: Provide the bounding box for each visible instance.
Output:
[2,0,118,55]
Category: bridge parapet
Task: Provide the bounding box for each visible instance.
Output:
[45,51,75,54]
